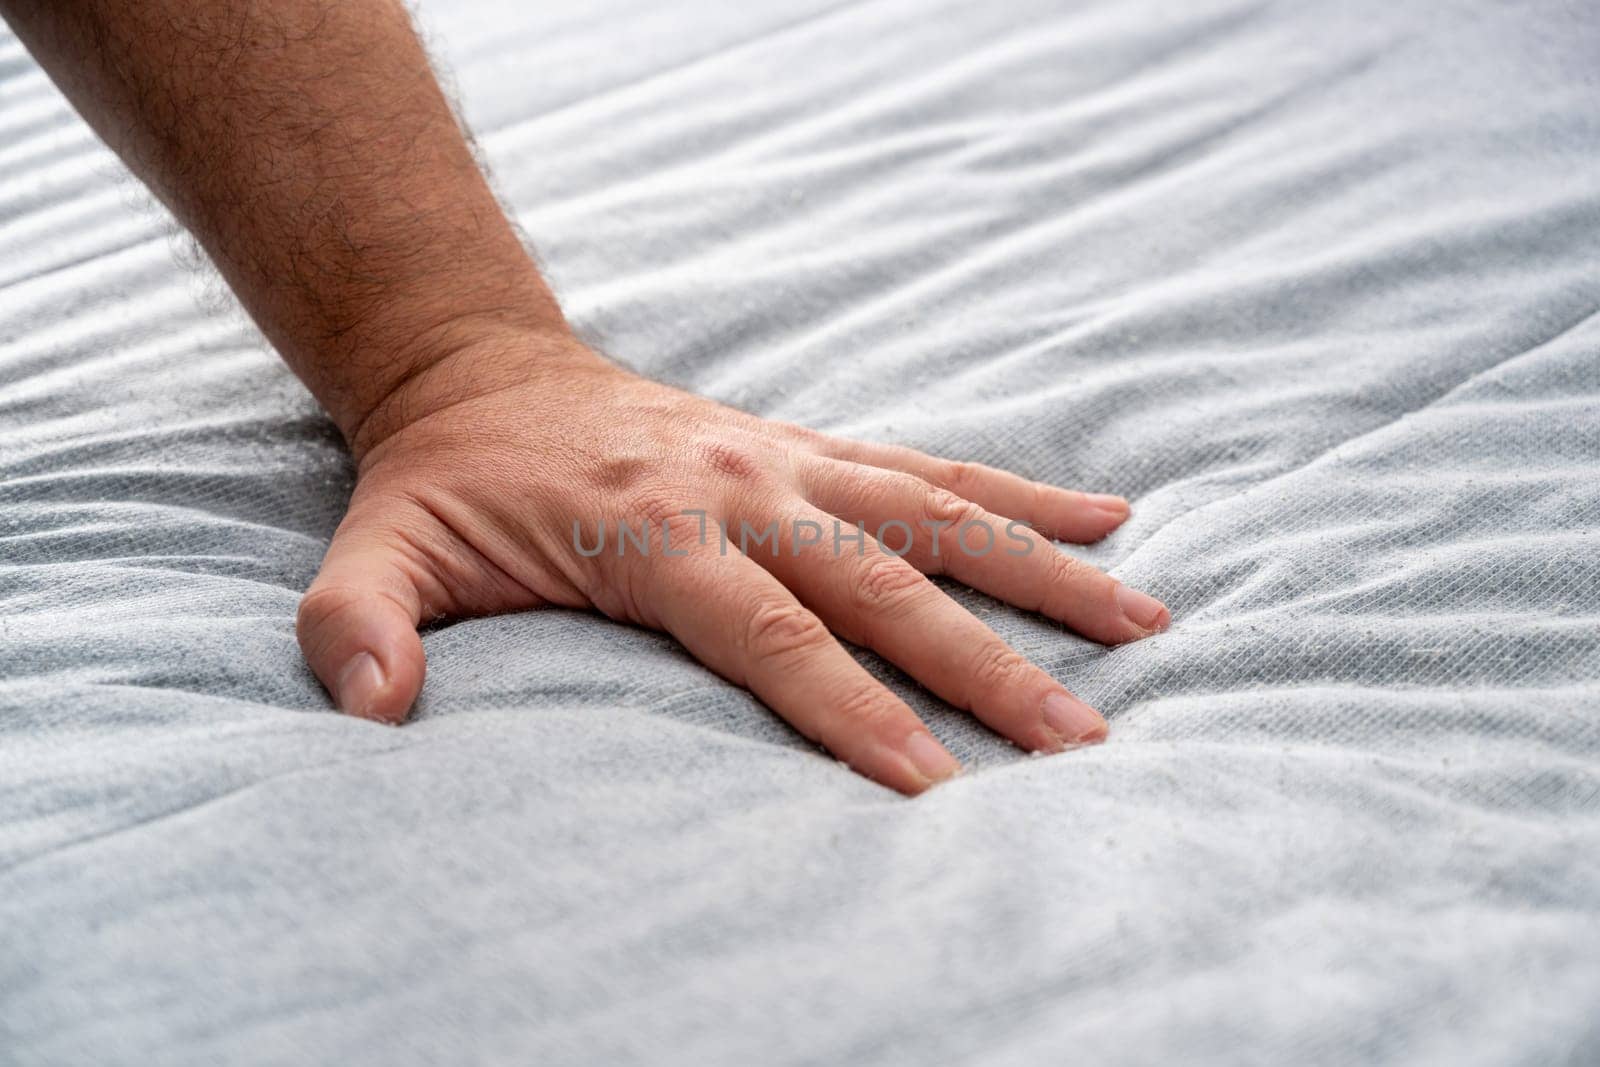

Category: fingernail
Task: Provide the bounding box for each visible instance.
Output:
[905,732,961,784]
[336,651,386,718]
[1042,691,1107,746]
[1114,583,1171,632]
[1085,492,1129,515]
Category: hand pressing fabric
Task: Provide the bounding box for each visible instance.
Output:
[2,0,1169,794]
[313,331,1169,794]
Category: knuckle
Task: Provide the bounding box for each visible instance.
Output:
[966,642,1033,693]
[827,685,904,738]
[914,487,989,562]
[920,487,975,528]
[1044,546,1095,586]
[619,487,686,530]
[697,440,764,482]
[942,459,986,496]
[743,601,831,663]
[295,585,353,637]
[656,510,709,551]
[826,464,893,515]
[295,583,399,662]
[851,554,926,615]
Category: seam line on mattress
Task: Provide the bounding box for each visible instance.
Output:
[0,740,418,879]
[1120,301,1600,560]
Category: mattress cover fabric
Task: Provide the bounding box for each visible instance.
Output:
[2,0,1598,1063]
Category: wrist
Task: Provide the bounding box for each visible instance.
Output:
[341,317,613,469]
[303,249,565,433]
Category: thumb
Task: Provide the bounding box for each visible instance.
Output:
[297,512,426,724]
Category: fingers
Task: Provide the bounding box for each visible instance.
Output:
[297,508,427,725]
[635,539,961,795]
[816,438,1129,543]
[798,455,1170,645]
[747,502,1108,754]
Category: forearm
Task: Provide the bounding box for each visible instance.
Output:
[0,0,568,447]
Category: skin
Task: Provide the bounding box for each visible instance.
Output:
[2,0,1171,795]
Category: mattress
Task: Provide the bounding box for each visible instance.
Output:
[2,0,1598,1063]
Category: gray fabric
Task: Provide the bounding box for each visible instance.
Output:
[2,0,1598,1063]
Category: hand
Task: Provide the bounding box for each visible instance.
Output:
[296,328,1171,795]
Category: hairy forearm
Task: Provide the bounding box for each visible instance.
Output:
[0,0,567,446]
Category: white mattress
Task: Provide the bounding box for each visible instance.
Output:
[2,1,1598,1063]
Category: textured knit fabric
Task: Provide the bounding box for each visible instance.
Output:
[2,1,1598,1064]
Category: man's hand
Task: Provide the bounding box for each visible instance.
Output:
[304,328,1167,793]
[2,0,1169,794]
